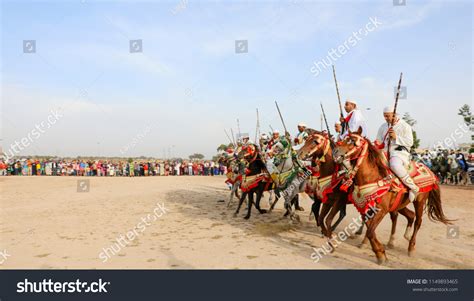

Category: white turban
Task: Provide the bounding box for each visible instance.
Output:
[346,99,358,106]
[335,121,341,125]
[273,129,280,134]
[383,106,396,113]
[298,122,307,127]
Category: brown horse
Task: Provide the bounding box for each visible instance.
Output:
[333,127,451,264]
[297,129,412,249]
[297,129,354,239]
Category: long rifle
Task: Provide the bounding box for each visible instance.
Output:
[332,65,346,132]
[255,108,260,143]
[275,101,289,138]
[224,129,234,147]
[236,118,241,142]
[320,102,332,137]
[230,128,237,146]
[387,72,403,162]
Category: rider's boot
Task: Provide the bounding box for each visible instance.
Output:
[400,174,419,202]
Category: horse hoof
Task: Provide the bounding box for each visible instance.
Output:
[408,250,415,257]
[296,207,305,211]
[244,215,250,220]
[376,257,386,265]
[386,242,395,249]
[233,213,238,218]
[260,209,268,214]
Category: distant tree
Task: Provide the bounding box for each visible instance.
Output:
[402,112,420,150]
[217,144,228,152]
[458,104,472,128]
[189,153,205,160]
[128,158,133,163]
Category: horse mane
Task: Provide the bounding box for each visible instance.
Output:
[365,139,389,177]
[305,128,336,149]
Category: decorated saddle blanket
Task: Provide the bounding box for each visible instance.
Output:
[305,174,344,203]
[408,161,438,192]
[349,162,439,215]
[271,169,297,190]
[225,172,242,185]
[241,173,271,192]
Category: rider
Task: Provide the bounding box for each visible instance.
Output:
[339,99,368,138]
[334,121,343,142]
[293,122,309,147]
[375,106,419,202]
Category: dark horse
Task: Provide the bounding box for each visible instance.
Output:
[233,144,270,219]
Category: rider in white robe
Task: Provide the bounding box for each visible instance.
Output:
[375,107,419,201]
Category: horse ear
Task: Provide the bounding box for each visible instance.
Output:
[356,126,363,135]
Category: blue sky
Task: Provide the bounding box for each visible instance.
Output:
[1,0,472,158]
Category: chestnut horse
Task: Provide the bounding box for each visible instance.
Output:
[298,129,416,251]
[297,129,361,238]
[333,127,451,264]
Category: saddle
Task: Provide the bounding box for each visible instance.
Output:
[241,173,271,192]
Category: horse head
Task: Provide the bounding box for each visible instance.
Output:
[297,128,330,161]
[333,126,367,165]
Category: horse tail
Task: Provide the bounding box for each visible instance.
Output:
[426,187,453,224]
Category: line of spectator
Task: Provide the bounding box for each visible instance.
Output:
[0,159,226,177]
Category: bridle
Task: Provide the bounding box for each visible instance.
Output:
[301,133,330,162]
[336,133,369,191]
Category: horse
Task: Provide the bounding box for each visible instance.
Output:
[296,129,363,239]
[217,153,243,207]
[264,141,307,222]
[296,129,414,250]
[447,156,460,185]
[233,144,271,219]
[333,127,452,264]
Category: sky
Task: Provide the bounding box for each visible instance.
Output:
[1,0,472,159]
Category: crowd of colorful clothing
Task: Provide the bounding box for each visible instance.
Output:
[0,159,227,177]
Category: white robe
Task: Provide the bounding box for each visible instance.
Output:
[376,118,413,165]
[341,109,368,138]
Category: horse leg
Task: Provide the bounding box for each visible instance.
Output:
[408,199,425,256]
[268,190,280,213]
[318,203,332,237]
[330,199,346,231]
[234,192,247,217]
[386,212,398,249]
[325,200,342,241]
[294,193,304,211]
[227,182,238,208]
[355,219,365,236]
[268,190,274,207]
[397,206,415,241]
[365,207,388,264]
[255,184,267,214]
[244,192,254,220]
[311,197,322,227]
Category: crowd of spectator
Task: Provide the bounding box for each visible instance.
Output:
[0,159,227,177]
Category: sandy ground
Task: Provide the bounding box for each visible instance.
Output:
[0,176,472,269]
